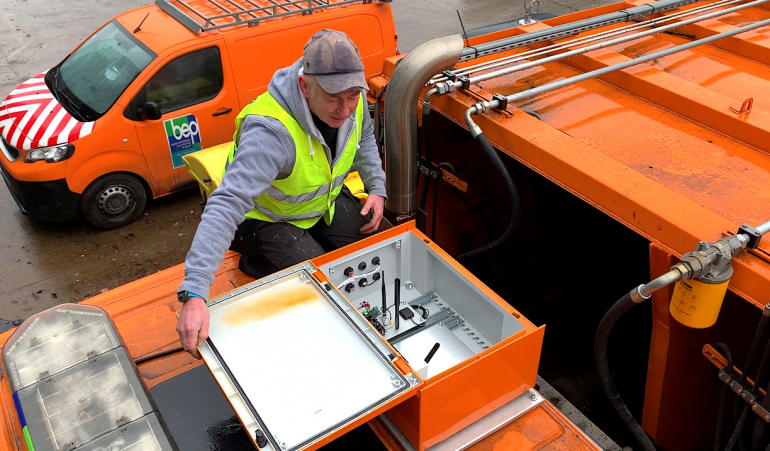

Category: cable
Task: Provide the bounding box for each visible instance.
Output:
[134,346,184,365]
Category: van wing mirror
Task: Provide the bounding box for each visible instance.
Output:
[136,102,162,121]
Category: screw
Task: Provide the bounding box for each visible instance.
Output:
[529,394,538,401]
[406,282,414,290]
[754,405,758,410]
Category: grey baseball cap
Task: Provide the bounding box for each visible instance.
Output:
[302,30,369,94]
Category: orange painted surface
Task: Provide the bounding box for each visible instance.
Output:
[2,0,396,201]
[468,402,600,451]
[400,1,770,311]
[372,2,770,449]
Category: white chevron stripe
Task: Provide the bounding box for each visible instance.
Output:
[0,118,14,139]
[57,117,77,145]
[22,99,57,150]
[21,75,46,85]
[39,107,68,147]
[78,121,94,139]
[6,104,38,149]
[2,93,54,106]
[9,84,48,96]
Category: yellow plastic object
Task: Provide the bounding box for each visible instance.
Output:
[669,278,730,329]
[182,142,231,201]
[183,141,369,203]
[344,171,368,201]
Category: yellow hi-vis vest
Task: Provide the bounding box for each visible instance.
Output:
[225,91,364,229]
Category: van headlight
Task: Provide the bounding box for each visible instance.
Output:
[24,143,75,163]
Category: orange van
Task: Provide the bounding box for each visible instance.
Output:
[0,0,397,229]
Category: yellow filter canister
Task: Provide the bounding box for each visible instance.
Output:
[669,278,730,328]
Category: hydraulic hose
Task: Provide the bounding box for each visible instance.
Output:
[736,305,770,451]
[595,290,657,451]
[712,342,734,451]
[727,335,770,451]
[456,133,521,261]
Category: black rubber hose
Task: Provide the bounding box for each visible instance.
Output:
[418,108,432,211]
[750,346,770,451]
[712,343,734,451]
[735,306,770,451]
[728,338,770,451]
[457,133,521,261]
[728,406,752,451]
[595,291,656,451]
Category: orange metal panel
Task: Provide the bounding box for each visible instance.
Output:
[418,51,770,310]
[641,244,677,438]
[389,325,545,450]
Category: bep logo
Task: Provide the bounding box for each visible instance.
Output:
[164,114,202,168]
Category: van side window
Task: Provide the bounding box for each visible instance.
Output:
[140,47,223,114]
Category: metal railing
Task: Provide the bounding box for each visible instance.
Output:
[156,0,384,33]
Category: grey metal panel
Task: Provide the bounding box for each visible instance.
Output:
[203,269,413,451]
[156,0,202,34]
[459,0,704,61]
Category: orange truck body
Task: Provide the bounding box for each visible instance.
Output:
[365,0,770,449]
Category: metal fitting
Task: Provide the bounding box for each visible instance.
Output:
[630,284,651,303]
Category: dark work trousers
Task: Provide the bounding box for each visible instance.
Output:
[230,187,373,275]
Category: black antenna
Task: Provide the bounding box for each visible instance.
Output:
[134,12,150,34]
[456,10,470,48]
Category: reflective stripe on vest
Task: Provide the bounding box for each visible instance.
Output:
[226,91,364,229]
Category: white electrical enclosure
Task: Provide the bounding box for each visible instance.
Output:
[200,267,416,451]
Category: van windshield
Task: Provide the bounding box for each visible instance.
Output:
[49,21,156,122]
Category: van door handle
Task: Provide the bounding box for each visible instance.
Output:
[212,108,233,117]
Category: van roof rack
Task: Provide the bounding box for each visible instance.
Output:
[156,0,384,34]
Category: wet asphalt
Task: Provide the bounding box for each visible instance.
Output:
[0,0,614,320]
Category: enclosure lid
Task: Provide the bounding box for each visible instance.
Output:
[200,265,420,451]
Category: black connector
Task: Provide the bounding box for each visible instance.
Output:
[493,93,508,110]
[358,261,367,271]
[372,256,381,266]
[255,430,268,447]
[372,272,381,282]
[344,266,354,277]
[345,283,355,293]
[358,279,369,288]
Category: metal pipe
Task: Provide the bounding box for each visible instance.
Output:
[458,0,710,62]
[384,35,464,218]
[464,15,770,134]
[440,0,739,81]
[755,219,770,236]
[463,0,770,86]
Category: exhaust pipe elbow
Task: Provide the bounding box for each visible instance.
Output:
[384,35,465,219]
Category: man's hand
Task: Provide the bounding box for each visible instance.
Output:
[360,194,384,234]
[176,297,210,359]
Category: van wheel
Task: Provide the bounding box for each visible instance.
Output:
[81,174,147,230]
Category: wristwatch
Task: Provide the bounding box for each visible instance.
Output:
[177,291,200,304]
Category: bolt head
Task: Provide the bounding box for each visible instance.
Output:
[529,394,537,401]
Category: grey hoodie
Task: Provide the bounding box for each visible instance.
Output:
[178,59,386,300]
